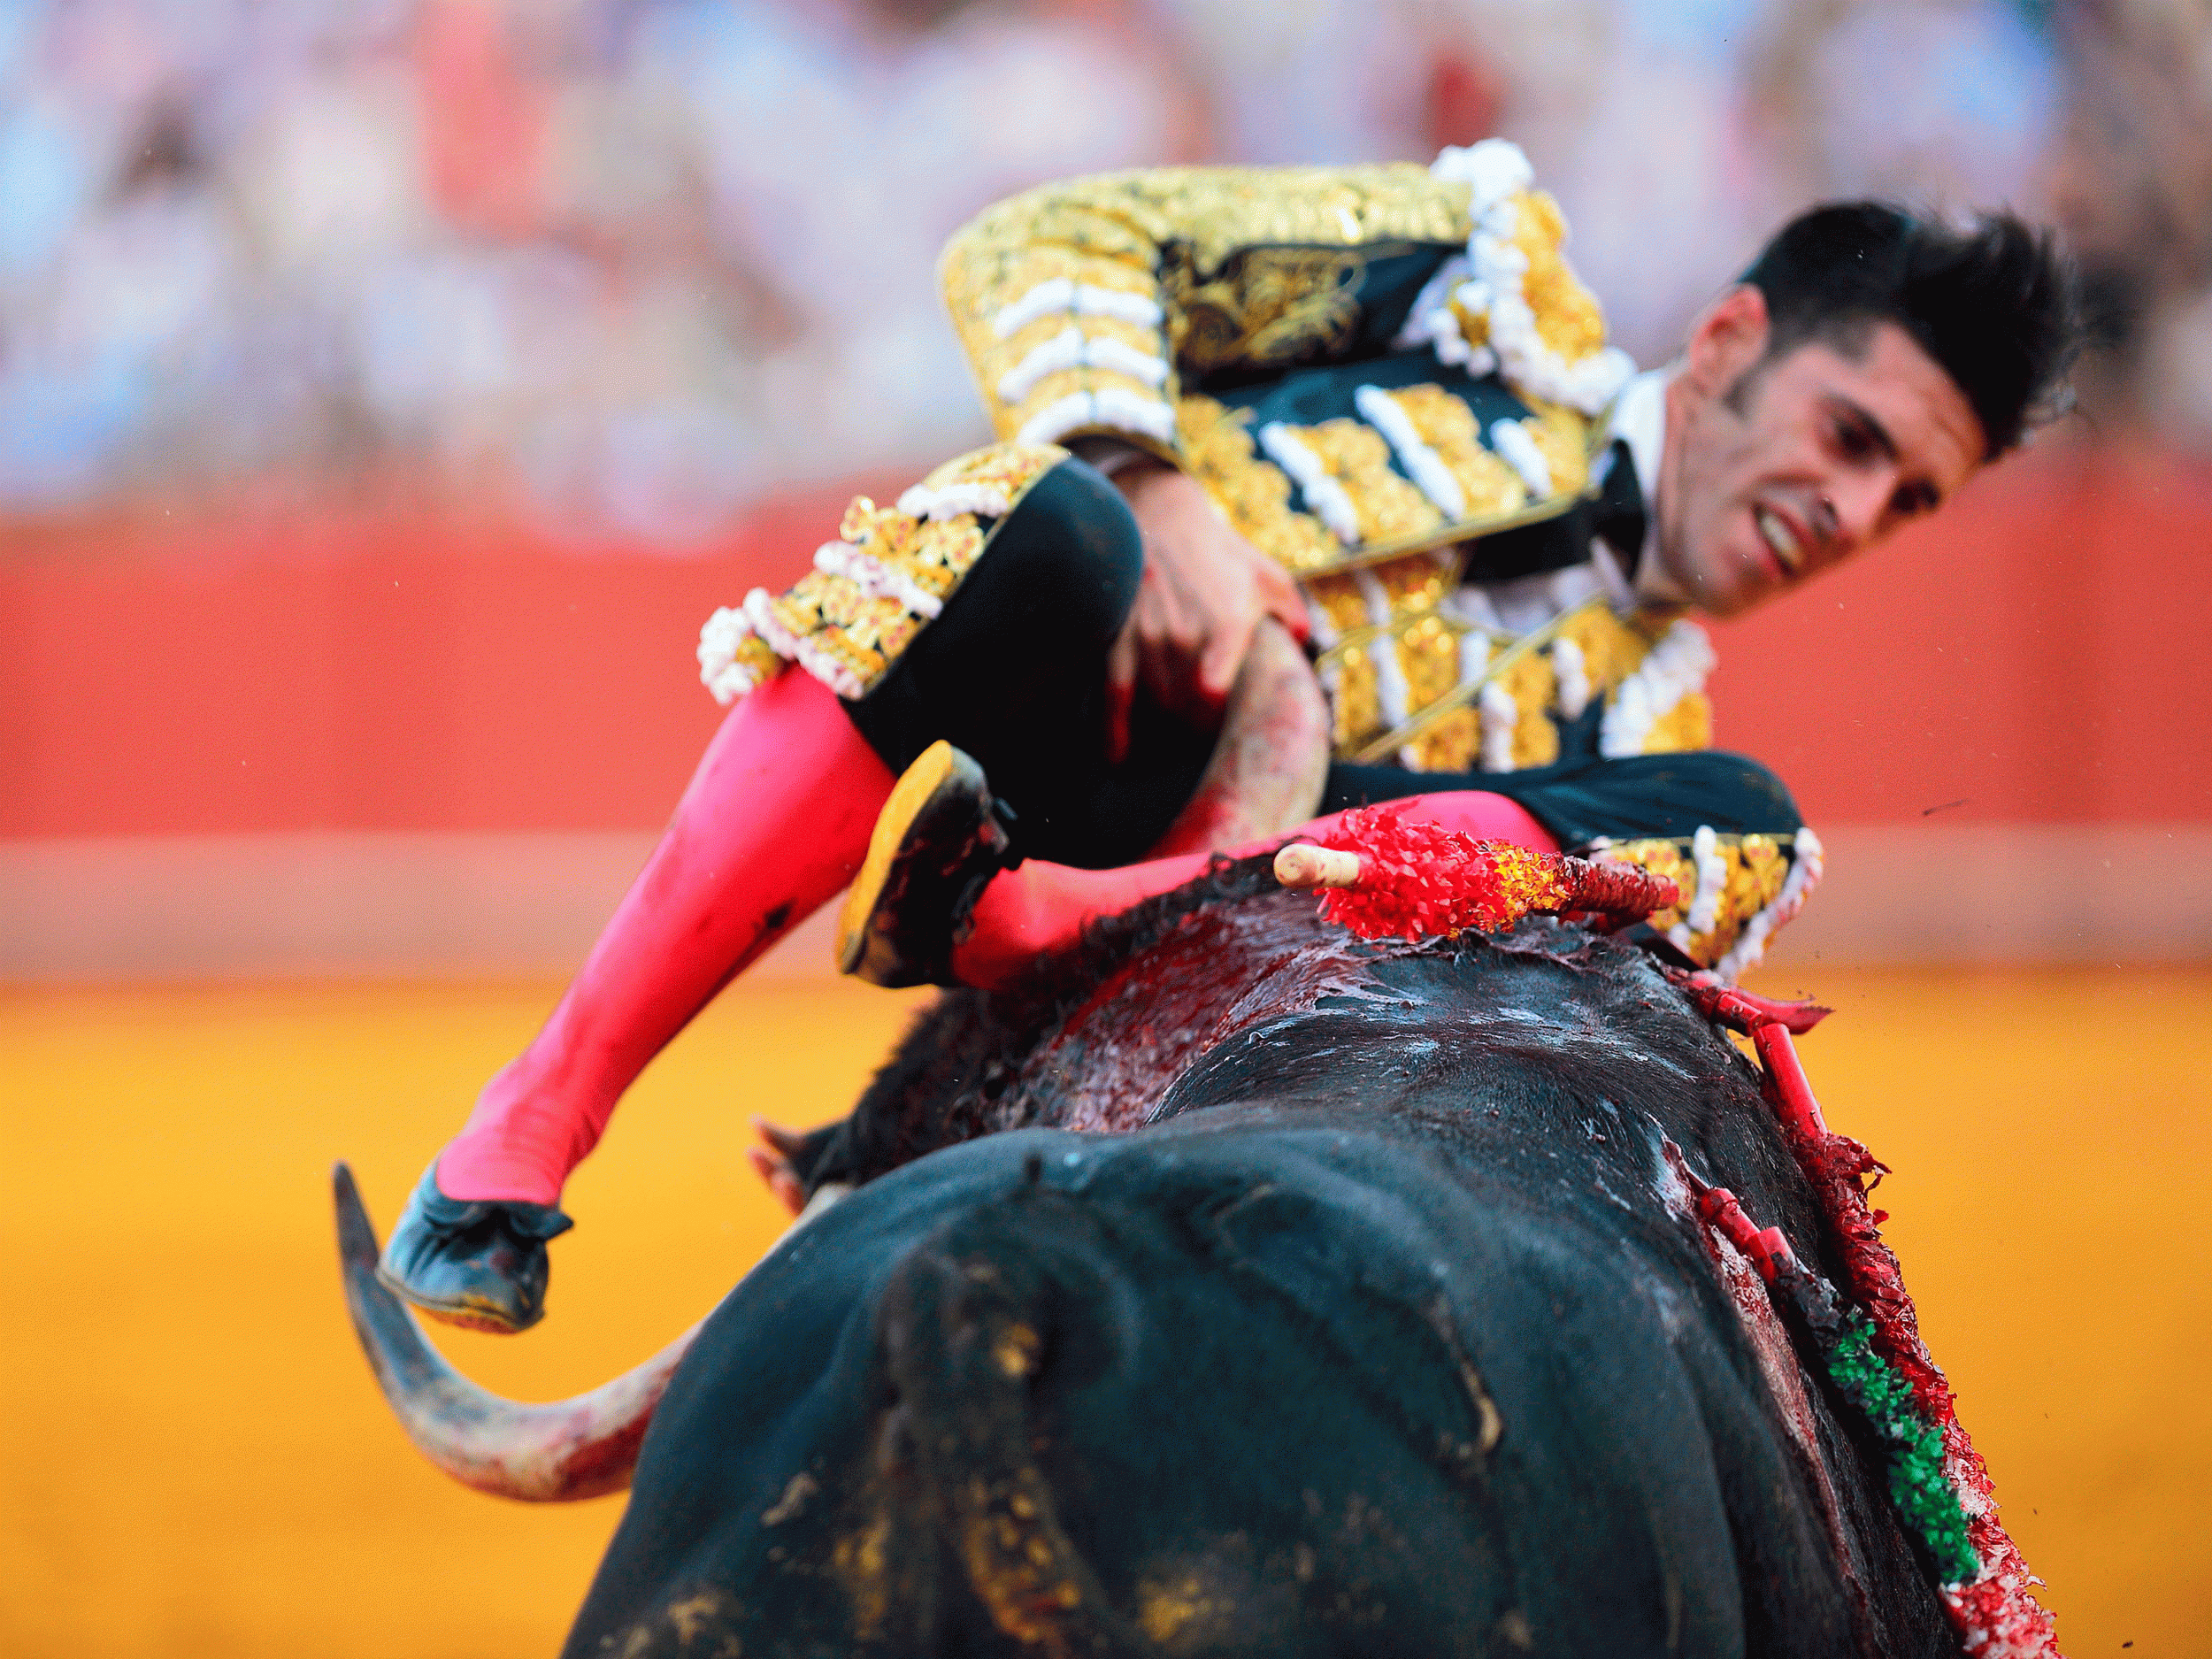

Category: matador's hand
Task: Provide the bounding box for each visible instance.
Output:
[1105,459,1310,761]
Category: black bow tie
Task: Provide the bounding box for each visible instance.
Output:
[1592,439,1647,577]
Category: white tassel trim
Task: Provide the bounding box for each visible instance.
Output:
[991,278,1164,339]
[1086,334,1170,386]
[811,539,944,619]
[1488,418,1553,498]
[1352,566,1395,631]
[1416,137,1637,416]
[1094,386,1177,441]
[1458,629,1493,688]
[1390,251,1500,373]
[1258,422,1360,544]
[1352,568,1410,728]
[895,480,1011,521]
[704,588,865,703]
[1073,284,1164,326]
[1468,208,1637,416]
[1430,137,1535,211]
[1355,383,1467,518]
[1304,593,1341,651]
[993,277,1074,337]
[1371,636,1410,733]
[741,587,800,661]
[1391,254,1470,350]
[1478,679,1520,771]
[1711,826,1825,983]
[697,603,769,706]
[1012,392,1095,446]
[1014,387,1176,448]
[1550,635,1590,720]
[1686,824,1727,934]
[995,326,1169,404]
[1600,619,1716,758]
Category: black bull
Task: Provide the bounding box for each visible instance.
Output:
[340,859,1955,1656]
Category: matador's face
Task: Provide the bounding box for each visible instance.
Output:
[1655,291,1985,618]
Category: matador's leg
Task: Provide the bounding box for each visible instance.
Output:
[836,741,1559,992]
[834,742,1816,996]
[379,447,1194,1333]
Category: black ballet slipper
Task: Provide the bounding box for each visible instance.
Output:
[373,1162,573,1335]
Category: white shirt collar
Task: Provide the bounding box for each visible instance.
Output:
[1603,368,1667,508]
[1598,366,1687,608]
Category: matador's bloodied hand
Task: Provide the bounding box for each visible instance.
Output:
[1105,460,1310,759]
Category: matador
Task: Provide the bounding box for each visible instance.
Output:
[376,141,2077,1333]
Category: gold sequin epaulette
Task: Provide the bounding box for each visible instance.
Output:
[937,144,1633,471]
[695,443,1065,705]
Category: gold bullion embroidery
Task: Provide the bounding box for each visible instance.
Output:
[724,632,782,692]
[1180,388,1593,581]
[765,574,918,690]
[1644,692,1713,754]
[1285,418,1445,545]
[1402,706,1481,772]
[1304,572,1371,637]
[1348,594,1609,765]
[1165,247,1367,376]
[1306,549,1461,643]
[1178,395,1340,572]
[1602,834,1793,967]
[1554,603,1662,694]
[1325,645,1380,750]
[1447,191,1611,380]
[1517,400,1594,497]
[1513,192,1608,365]
[941,165,1472,443]
[1399,613,1463,713]
[1495,648,1561,770]
[1390,383,1531,518]
[724,443,1066,703]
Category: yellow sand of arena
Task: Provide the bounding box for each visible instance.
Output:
[3,966,2207,1657]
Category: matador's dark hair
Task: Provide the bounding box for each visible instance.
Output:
[1740,203,2081,457]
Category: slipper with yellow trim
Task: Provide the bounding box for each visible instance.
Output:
[835,741,1012,987]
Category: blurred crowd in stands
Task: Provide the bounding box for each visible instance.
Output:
[0,0,2204,541]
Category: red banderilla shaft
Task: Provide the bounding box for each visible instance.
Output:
[1753,1022,1829,1140]
[1559,853,1678,920]
[1695,1186,1801,1283]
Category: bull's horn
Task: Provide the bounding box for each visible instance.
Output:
[332,1162,697,1502]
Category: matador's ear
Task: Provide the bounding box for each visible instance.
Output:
[1678,285,1771,398]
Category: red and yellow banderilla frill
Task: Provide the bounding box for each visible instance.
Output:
[1272,803,1678,941]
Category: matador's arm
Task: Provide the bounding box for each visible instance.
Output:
[937,147,1632,474]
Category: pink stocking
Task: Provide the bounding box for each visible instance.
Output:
[949,792,1557,991]
[435,670,895,1204]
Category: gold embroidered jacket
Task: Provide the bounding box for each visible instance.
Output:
[926,143,1827,976]
[696,144,1821,981]
[936,142,1718,780]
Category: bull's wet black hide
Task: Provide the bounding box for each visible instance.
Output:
[566,869,1952,1658]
